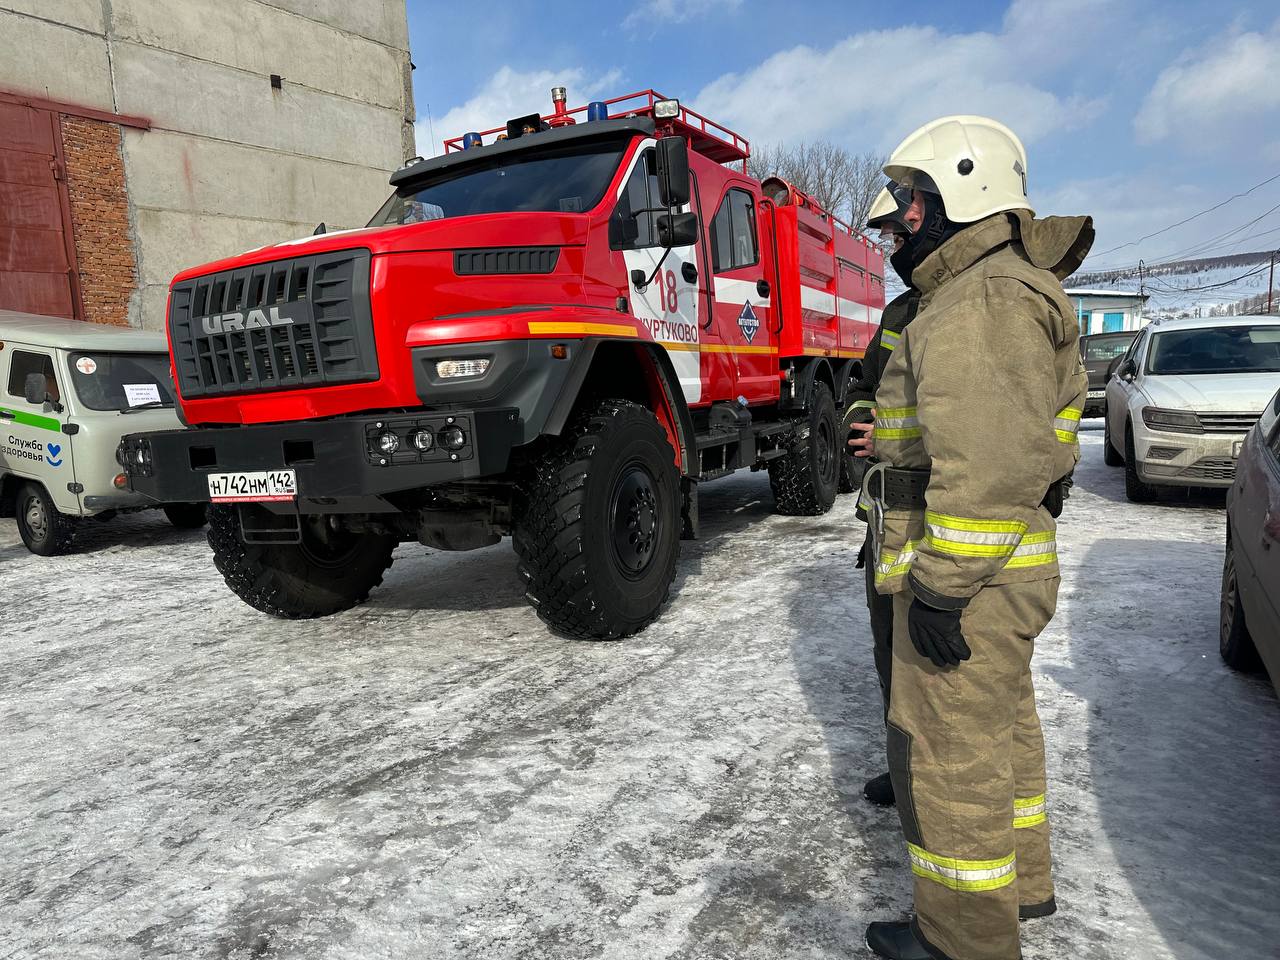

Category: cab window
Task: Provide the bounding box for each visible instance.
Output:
[7,350,59,404]
[711,188,758,272]
[609,149,661,250]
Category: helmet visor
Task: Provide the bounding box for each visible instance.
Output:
[891,170,941,204]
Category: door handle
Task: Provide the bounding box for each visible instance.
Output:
[756,278,771,298]
[682,261,698,283]
[0,408,13,421]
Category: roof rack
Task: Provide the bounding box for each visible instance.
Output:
[442,89,751,171]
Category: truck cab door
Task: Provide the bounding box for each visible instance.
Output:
[706,181,774,405]
[0,347,77,512]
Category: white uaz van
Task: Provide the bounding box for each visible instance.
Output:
[0,310,205,555]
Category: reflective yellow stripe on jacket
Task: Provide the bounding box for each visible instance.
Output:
[881,329,901,352]
[875,406,921,441]
[1054,406,1082,444]
[925,511,1027,559]
[907,843,1017,892]
[1014,793,1047,828]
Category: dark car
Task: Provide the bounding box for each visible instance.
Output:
[1080,330,1139,416]
[1221,385,1280,695]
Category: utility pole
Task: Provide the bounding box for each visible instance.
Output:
[1268,250,1277,315]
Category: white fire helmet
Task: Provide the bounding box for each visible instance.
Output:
[866,186,905,231]
[883,116,1033,223]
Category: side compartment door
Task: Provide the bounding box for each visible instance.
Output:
[0,348,77,512]
[611,142,705,404]
[708,182,775,405]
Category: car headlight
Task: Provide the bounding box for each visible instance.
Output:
[436,358,491,379]
[1141,406,1204,434]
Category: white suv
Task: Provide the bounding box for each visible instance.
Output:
[1104,315,1280,502]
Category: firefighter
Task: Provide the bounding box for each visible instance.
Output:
[846,184,921,807]
[859,116,1092,960]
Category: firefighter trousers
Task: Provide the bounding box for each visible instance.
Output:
[862,528,896,721]
[886,578,1058,960]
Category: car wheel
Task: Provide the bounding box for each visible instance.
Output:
[1103,411,1123,466]
[1123,423,1158,503]
[1220,538,1262,671]
[15,483,78,556]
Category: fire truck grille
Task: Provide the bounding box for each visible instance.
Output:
[454,247,559,275]
[168,248,377,399]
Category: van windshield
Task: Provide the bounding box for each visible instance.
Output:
[367,140,627,226]
[68,352,176,411]
[1146,325,1280,376]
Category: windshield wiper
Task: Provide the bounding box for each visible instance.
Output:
[121,400,174,413]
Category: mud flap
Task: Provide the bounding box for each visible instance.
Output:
[887,721,924,846]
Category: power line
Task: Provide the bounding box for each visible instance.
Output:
[1087,170,1280,261]
[1144,261,1272,294]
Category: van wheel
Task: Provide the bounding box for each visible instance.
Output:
[514,399,680,640]
[16,483,78,556]
[1103,413,1123,466]
[1123,424,1158,503]
[207,506,397,618]
[163,503,208,529]
[770,381,840,515]
[1220,538,1261,671]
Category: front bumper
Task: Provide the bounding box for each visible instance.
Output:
[121,408,522,510]
[1133,427,1246,488]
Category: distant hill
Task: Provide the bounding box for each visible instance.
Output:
[1070,250,1277,319]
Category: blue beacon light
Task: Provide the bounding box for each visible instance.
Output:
[587,101,609,122]
[462,131,482,149]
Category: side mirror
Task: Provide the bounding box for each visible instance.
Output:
[23,372,45,405]
[655,136,690,208]
[657,212,698,248]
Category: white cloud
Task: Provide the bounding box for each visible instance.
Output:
[1135,20,1280,151]
[414,65,623,157]
[623,0,742,32]
[694,25,1104,156]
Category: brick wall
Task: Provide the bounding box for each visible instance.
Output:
[60,115,137,326]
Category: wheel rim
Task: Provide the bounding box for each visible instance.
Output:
[1220,552,1237,646]
[816,417,835,481]
[610,462,661,579]
[23,495,48,543]
[298,518,369,570]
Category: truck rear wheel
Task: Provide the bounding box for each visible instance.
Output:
[15,483,78,556]
[207,506,397,619]
[769,381,840,515]
[838,401,866,494]
[514,399,680,640]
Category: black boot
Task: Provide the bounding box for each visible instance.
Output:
[865,920,949,959]
[1019,896,1057,920]
[863,771,896,806]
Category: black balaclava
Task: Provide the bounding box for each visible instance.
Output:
[889,243,915,287]
[901,188,964,281]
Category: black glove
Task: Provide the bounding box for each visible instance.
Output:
[907,598,971,668]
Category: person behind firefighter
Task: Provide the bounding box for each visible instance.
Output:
[845,184,920,809]
[858,116,1091,960]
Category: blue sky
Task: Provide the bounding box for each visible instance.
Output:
[407,0,1280,274]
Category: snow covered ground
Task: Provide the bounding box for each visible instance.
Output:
[2,426,1278,960]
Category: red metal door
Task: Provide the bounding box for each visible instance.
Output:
[0,100,81,318]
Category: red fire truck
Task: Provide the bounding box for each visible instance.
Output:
[121,89,885,639]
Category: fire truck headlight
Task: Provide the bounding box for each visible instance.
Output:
[436,358,491,379]
[409,428,435,452]
[439,425,466,451]
[376,430,401,455]
[654,98,680,119]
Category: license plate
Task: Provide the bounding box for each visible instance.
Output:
[207,469,297,503]
[1087,389,1105,399]
[1233,440,1244,458]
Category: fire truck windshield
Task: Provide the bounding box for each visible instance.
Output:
[368,140,628,226]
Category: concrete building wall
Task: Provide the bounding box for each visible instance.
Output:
[0,0,414,329]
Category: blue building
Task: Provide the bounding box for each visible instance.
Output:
[1064,288,1150,334]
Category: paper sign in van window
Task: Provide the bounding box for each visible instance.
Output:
[124,383,162,406]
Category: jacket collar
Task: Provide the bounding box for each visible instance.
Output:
[910,213,1015,295]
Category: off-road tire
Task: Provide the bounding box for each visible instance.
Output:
[838,401,866,494]
[163,503,208,529]
[1123,424,1158,503]
[1103,413,1123,466]
[15,483,78,556]
[207,506,397,619]
[770,381,840,515]
[513,399,680,640]
[1220,538,1261,671]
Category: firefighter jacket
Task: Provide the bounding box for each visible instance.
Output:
[864,209,1093,605]
[848,287,922,418]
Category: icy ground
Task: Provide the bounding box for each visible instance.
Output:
[2,425,1278,960]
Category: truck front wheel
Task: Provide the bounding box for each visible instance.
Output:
[514,399,680,640]
[207,507,397,619]
[769,381,840,515]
